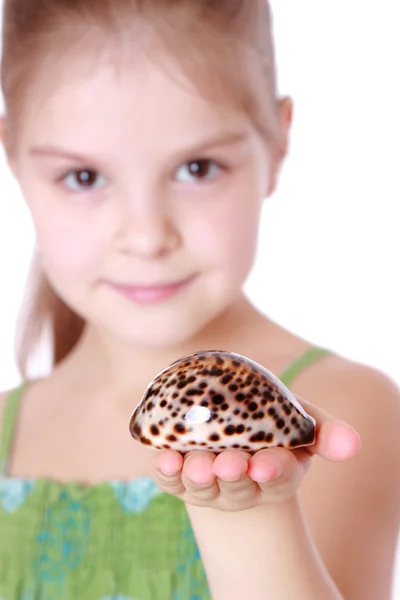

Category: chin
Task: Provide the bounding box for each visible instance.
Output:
[95,305,219,350]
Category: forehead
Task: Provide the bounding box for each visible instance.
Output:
[19,45,253,152]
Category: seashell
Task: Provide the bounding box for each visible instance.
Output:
[129,350,316,453]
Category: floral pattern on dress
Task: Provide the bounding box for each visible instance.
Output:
[109,478,162,513]
[0,478,34,513]
[34,490,90,590]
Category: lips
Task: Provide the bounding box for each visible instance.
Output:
[105,274,197,304]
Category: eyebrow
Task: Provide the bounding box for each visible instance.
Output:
[28,130,249,163]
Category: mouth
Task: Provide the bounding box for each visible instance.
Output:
[104,274,198,304]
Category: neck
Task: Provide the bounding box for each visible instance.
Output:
[61,295,268,399]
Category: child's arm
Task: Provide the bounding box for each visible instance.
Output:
[187,497,344,600]
[155,363,400,599]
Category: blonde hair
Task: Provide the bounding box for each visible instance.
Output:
[1,0,283,377]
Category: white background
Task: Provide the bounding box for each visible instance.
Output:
[1,0,399,596]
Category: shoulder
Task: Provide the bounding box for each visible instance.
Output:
[294,351,400,493]
[294,351,400,446]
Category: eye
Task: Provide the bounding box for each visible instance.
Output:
[61,169,106,192]
[175,159,222,183]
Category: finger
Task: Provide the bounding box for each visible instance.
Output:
[248,447,303,494]
[153,450,185,495]
[213,450,258,503]
[155,449,184,476]
[296,395,361,461]
[212,450,250,482]
[181,451,220,501]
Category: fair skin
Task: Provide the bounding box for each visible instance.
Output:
[1,43,400,600]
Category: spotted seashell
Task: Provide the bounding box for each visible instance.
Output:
[129,350,316,453]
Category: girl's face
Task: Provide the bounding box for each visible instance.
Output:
[8,49,289,348]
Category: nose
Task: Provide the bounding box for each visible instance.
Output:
[115,200,180,260]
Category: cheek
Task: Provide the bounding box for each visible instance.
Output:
[29,197,107,280]
[188,182,263,273]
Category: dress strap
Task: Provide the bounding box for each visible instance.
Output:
[279,347,331,388]
[0,383,28,476]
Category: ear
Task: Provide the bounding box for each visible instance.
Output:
[278,95,294,141]
[266,96,294,197]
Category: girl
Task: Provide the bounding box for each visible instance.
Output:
[1,1,399,598]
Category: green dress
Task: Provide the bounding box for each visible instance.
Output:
[0,348,329,600]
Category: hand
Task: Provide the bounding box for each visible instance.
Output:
[152,397,361,511]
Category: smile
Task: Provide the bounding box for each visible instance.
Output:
[104,274,197,305]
